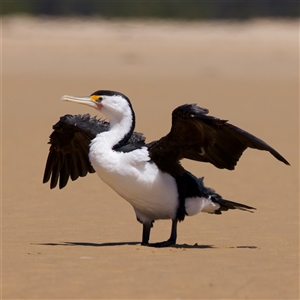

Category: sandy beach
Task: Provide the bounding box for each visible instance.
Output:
[2,17,299,299]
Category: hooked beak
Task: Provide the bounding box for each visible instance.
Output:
[61,95,102,110]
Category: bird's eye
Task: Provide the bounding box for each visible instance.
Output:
[94,96,103,102]
[90,95,103,102]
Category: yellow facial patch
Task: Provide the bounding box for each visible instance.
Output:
[90,95,102,102]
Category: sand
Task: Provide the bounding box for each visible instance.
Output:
[2,17,299,299]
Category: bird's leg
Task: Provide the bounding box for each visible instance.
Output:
[141,222,152,246]
[147,219,178,248]
[168,219,178,243]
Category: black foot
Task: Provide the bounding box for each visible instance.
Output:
[140,219,178,248]
[144,239,176,248]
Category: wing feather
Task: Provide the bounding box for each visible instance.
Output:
[148,104,289,171]
[50,151,63,189]
[69,153,80,181]
[43,114,146,189]
[59,154,70,189]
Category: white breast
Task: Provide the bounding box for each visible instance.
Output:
[89,141,179,223]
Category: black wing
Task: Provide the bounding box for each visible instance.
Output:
[43,114,146,189]
[148,104,290,171]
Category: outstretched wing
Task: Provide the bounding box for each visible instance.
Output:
[43,114,146,189]
[148,104,290,171]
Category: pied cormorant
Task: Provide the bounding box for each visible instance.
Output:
[43,90,290,247]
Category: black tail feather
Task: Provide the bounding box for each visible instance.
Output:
[197,177,256,215]
[214,198,256,214]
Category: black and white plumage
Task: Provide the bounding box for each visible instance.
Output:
[43,90,289,247]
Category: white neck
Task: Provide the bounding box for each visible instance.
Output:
[93,105,134,149]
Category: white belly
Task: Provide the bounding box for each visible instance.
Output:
[89,146,179,223]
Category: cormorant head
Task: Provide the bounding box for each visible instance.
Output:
[61,90,134,121]
[61,90,132,118]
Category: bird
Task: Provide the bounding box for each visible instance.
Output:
[43,90,290,247]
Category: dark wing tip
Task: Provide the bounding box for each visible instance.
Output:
[226,124,290,167]
[271,151,290,166]
[275,155,290,166]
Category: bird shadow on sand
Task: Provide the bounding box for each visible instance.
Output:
[33,241,257,249]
